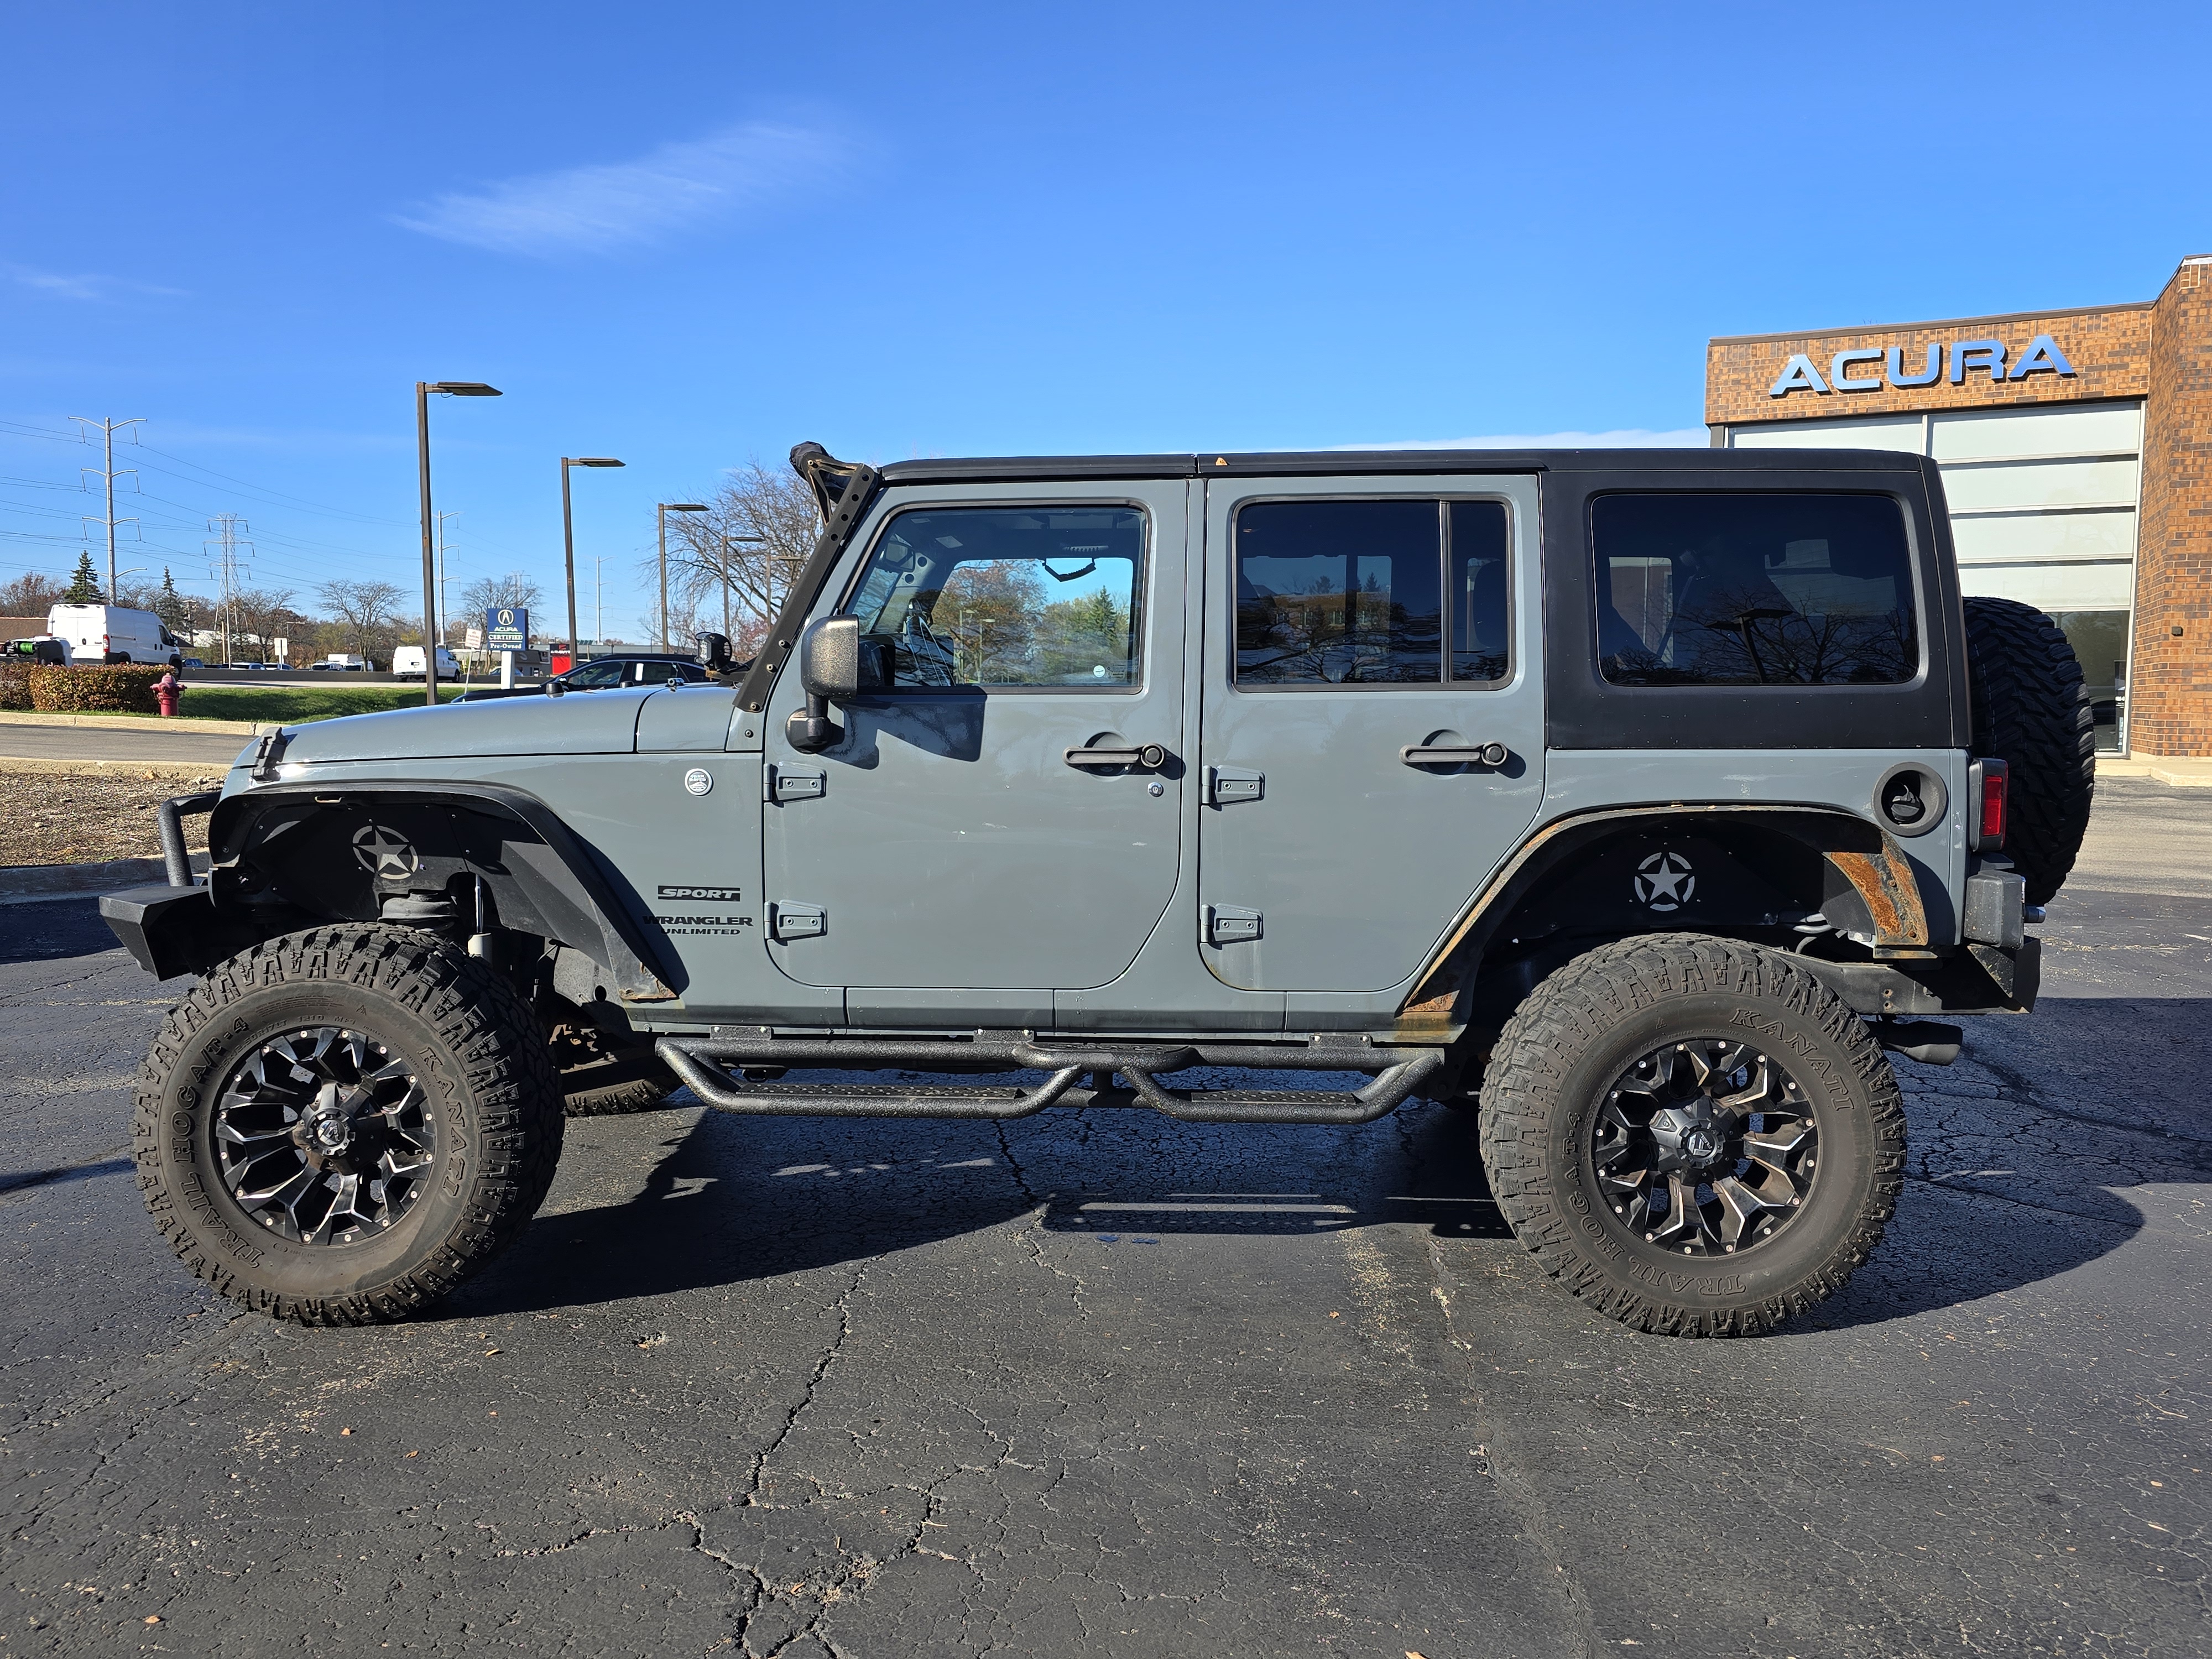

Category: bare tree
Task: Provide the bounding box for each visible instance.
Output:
[650,460,823,656]
[460,572,545,620]
[2,571,67,616]
[317,578,405,664]
[230,587,300,660]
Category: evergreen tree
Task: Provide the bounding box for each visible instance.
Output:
[154,568,190,631]
[64,551,102,604]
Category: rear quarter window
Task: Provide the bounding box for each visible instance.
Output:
[1593,493,1917,687]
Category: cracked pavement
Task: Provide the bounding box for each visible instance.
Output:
[3,779,2206,1656]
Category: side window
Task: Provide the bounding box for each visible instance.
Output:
[1593,494,1918,687]
[562,661,624,688]
[1449,500,1510,684]
[1234,499,1510,686]
[842,505,1145,690]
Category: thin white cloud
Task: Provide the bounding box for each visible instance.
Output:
[2,263,185,301]
[1338,428,1710,450]
[394,121,849,257]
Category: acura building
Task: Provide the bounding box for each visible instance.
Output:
[1706,254,2209,758]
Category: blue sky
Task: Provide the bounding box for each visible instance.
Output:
[3,1,2205,639]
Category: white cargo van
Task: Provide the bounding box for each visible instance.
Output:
[46,604,181,667]
[390,645,459,681]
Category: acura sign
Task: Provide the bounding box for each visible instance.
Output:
[1769,333,2074,398]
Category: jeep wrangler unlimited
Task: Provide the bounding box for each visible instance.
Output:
[102,442,2093,1335]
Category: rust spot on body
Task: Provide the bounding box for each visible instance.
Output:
[1824,844,1928,947]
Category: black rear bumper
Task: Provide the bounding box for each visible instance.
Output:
[1798,937,2040,1019]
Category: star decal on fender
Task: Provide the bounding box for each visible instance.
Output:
[1634,849,1695,912]
[352,823,420,880]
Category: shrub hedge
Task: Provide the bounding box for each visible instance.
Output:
[0,662,30,712]
[27,664,169,714]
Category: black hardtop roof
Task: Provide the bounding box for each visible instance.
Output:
[874,447,1933,486]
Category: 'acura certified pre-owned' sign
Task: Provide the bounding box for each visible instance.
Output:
[1768,334,2073,398]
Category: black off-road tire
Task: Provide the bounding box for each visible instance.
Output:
[552,1018,680,1117]
[133,925,565,1325]
[1478,935,1905,1337]
[1963,594,2095,906]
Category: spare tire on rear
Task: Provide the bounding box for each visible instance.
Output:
[1961,595,2095,906]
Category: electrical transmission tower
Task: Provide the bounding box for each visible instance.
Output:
[436,509,461,645]
[205,515,253,667]
[72,415,145,602]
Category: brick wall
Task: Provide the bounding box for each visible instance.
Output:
[1706,305,2152,428]
[2131,260,2212,758]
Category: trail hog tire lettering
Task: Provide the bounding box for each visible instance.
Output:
[1477,935,1904,1337]
[132,925,564,1326]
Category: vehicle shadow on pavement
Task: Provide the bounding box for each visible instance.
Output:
[451,1097,1507,1319]
[447,995,2195,1328]
[0,896,125,964]
[1792,993,2209,1332]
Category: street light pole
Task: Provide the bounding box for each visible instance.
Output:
[415,381,500,706]
[657,502,708,651]
[561,457,624,667]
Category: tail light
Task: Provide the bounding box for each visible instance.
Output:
[1968,757,2007,852]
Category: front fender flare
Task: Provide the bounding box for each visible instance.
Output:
[206,780,678,1003]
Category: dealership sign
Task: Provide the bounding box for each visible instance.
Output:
[484,607,529,651]
[1769,334,2074,398]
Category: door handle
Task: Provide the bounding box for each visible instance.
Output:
[1400,742,1509,768]
[1065,744,1168,771]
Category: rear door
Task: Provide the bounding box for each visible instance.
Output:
[761,480,1188,998]
[1194,473,1546,993]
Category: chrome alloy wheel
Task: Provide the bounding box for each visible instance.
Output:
[1589,1038,1819,1258]
[212,1027,436,1245]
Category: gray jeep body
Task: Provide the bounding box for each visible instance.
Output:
[103,442,2073,1334]
[108,451,2026,1106]
[103,446,2026,1113]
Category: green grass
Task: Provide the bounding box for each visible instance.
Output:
[131,685,470,724]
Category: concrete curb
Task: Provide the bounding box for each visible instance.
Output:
[0,853,209,904]
[0,710,274,737]
[2099,757,2212,788]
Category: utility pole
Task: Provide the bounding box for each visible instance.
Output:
[435,510,461,648]
[204,515,252,667]
[594,553,607,648]
[71,416,144,602]
[723,534,765,643]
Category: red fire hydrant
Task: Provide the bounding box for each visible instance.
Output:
[154,672,182,717]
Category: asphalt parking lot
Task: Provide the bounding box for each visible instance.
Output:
[4,779,2206,1657]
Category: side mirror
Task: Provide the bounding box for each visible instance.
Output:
[787,616,858,752]
[799,616,859,700]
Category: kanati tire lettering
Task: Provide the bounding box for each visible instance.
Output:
[1478,933,1905,1339]
[128,925,562,1328]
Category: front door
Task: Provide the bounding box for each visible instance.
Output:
[1196,473,1547,993]
[762,481,1188,995]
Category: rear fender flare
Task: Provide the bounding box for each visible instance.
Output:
[1396,804,1935,1035]
[207,781,679,1004]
